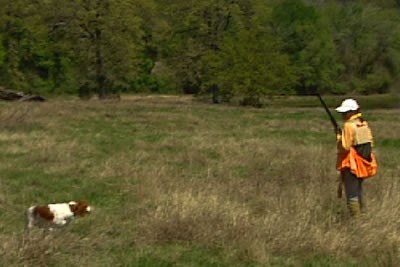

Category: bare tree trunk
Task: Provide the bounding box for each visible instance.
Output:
[95,27,106,99]
[95,3,106,99]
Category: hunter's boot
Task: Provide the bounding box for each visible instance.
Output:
[348,200,362,217]
[360,195,367,215]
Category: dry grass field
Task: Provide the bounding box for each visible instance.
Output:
[0,95,399,266]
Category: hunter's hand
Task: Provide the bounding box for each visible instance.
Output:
[335,127,342,141]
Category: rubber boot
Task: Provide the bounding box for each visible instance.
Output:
[348,200,362,217]
[360,199,367,216]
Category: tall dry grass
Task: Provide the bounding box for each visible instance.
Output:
[135,137,400,264]
[0,97,399,266]
[132,101,400,265]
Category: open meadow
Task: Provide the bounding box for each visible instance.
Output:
[0,95,399,266]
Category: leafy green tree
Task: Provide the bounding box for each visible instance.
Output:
[360,0,400,8]
[203,28,296,106]
[0,0,72,94]
[0,35,5,66]
[48,0,147,98]
[326,3,400,94]
[272,0,339,95]
[0,0,399,98]
[159,0,246,94]
[0,0,33,90]
[129,0,177,94]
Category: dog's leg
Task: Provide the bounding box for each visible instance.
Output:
[27,207,35,229]
[53,218,67,227]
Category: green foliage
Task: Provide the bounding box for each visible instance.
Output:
[272,0,339,95]
[203,29,296,106]
[130,75,176,94]
[0,0,399,97]
[0,35,5,65]
[55,0,147,98]
[129,56,176,94]
[159,0,244,94]
[326,3,400,94]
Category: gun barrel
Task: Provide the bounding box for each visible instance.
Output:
[317,94,339,131]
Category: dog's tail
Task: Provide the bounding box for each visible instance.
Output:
[27,206,36,228]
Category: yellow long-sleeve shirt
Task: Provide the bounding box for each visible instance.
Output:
[337,113,374,169]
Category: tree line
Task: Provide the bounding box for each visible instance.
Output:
[0,0,399,104]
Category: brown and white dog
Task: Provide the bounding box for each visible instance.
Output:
[27,200,92,229]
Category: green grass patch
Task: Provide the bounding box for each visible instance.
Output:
[0,96,399,266]
[258,94,399,110]
[377,138,400,148]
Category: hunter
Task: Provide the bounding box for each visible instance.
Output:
[335,98,378,217]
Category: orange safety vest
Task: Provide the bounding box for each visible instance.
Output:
[336,114,378,178]
[338,147,378,178]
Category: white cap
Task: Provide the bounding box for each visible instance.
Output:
[335,98,359,113]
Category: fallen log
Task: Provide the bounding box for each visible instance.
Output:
[0,87,46,102]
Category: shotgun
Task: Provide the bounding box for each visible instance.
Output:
[317,93,343,199]
[316,93,340,133]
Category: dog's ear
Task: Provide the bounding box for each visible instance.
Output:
[73,200,90,216]
[69,202,78,213]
